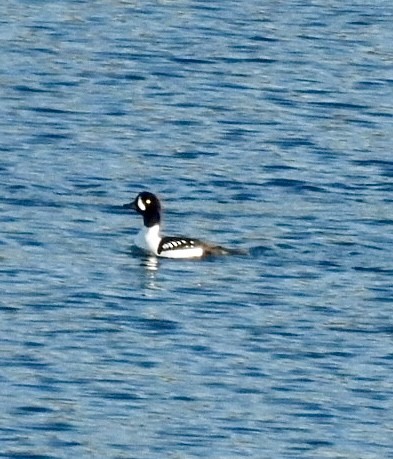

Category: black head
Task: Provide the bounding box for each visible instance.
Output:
[123,191,161,227]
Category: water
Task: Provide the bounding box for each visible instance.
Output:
[1,0,393,457]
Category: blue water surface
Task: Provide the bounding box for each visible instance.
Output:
[1,1,393,458]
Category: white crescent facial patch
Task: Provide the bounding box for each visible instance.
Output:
[137,196,146,211]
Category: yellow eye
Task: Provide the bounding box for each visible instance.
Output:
[146,199,151,204]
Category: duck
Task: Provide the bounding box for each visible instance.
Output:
[123,191,237,258]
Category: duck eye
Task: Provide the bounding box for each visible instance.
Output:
[146,199,151,204]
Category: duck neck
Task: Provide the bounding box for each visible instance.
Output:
[144,210,160,228]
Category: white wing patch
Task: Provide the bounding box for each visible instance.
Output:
[162,239,195,250]
[158,238,204,258]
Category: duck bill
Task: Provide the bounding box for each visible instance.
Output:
[123,199,137,210]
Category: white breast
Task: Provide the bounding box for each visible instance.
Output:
[135,225,161,255]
